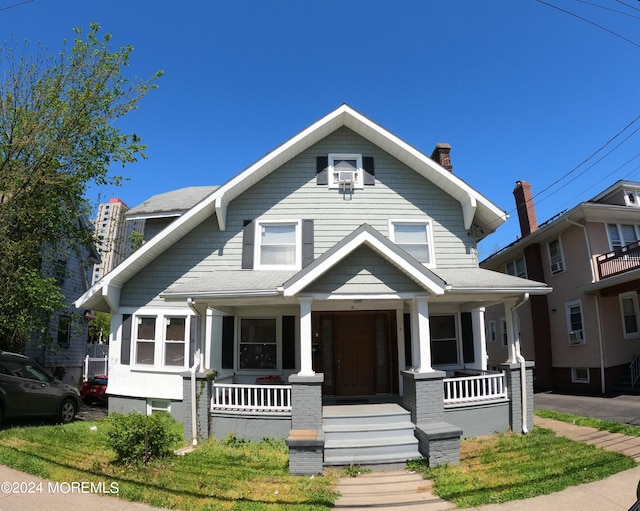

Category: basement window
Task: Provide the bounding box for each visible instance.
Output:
[571,368,590,383]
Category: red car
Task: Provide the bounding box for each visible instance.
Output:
[80,375,108,405]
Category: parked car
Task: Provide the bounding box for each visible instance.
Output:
[0,351,80,424]
[80,375,108,405]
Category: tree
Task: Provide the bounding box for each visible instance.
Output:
[0,22,161,352]
[88,311,111,344]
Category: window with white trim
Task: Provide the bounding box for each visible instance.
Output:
[607,223,640,250]
[571,367,590,383]
[239,317,278,370]
[488,320,497,343]
[255,220,301,269]
[147,399,171,414]
[500,318,508,349]
[328,153,363,189]
[506,257,527,278]
[547,238,565,275]
[390,220,435,266]
[566,300,585,345]
[132,313,192,368]
[620,292,640,339]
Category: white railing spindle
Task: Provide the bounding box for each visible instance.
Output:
[211,383,292,413]
[443,371,508,407]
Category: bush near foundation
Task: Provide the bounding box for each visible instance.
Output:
[106,411,182,464]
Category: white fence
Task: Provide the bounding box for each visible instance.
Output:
[443,371,507,407]
[211,383,292,413]
[83,355,108,381]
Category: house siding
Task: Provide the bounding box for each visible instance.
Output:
[119,128,476,307]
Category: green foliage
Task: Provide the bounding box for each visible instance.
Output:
[0,22,161,351]
[105,411,182,465]
[536,409,640,436]
[88,311,111,344]
[340,464,372,477]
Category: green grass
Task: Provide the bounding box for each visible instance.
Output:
[1,417,638,509]
[536,409,640,436]
[407,426,637,508]
[0,420,338,511]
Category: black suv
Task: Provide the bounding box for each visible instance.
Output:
[0,351,80,424]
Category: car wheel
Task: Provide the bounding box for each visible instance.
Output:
[58,399,77,423]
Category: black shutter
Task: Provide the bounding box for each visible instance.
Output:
[461,312,475,364]
[302,219,314,268]
[363,156,375,185]
[316,156,328,185]
[222,316,235,369]
[282,315,296,369]
[241,220,255,269]
[403,313,412,367]
[121,314,132,365]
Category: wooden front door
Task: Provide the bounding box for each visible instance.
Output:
[313,311,397,397]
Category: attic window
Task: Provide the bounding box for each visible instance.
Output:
[624,190,640,207]
[328,154,363,189]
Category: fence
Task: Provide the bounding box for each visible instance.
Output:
[443,371,508,407]
[83,355,108,381]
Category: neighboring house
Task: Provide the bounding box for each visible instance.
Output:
[481,179,640,395]
[76,105,550,469]
[25,219,100,386]
[92,198,144,284]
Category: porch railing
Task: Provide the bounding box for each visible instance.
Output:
[211,382,292,414]
[596,240,640,279]
[443,371,508,407]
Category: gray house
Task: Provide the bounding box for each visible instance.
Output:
[76,105,550,470]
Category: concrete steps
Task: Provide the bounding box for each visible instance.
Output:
[323,403,422,466]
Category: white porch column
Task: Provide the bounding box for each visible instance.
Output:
[298,297,315,376]
[411,296,433,373]
[470,307,487,371]
[504,298,518,363]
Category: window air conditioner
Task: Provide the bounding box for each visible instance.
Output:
[569,330,584,345]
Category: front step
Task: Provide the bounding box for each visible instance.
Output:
[323,403,422,466]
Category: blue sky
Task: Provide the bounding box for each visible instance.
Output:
[4,0,640,258]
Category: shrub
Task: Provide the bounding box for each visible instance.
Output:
[106,411,182,464]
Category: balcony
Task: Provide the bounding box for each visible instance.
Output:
[596,240,640,280]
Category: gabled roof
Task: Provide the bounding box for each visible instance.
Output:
[125,186,219,220]
[283,224,447,297]
[76,105,507,311]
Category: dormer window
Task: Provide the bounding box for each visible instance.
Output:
[328,154,363,189]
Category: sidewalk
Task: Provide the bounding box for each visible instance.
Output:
[1,416,639,511]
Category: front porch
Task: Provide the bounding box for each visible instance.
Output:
[194,364,529,473]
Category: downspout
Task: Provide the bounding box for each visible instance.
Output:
[512,293,530,433]
[566,218,606,394]
[187,298,202,446]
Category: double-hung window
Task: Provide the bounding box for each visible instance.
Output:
[607,223,639,251]
[620,292,640,339]
[566,300,585,345]
[390,220,435,266]
[506,257,527,278]
[429,315,459,366]
[256,221,300,269]
[239,318,278,370]
[488,320,497,343]
[548,238,565,275]
[133,313,191,368]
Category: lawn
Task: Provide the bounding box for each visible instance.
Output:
[0,420,338,511]
[407,426,637,508]
[0,417,637,510]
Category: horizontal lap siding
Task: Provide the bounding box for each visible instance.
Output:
[120,128,477,305]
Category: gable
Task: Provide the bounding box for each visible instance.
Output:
[302,245,426,295]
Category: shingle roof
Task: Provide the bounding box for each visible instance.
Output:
[125,186,219,218]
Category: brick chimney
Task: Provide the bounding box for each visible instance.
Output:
[513,180,538,237]
[431,143,452,172]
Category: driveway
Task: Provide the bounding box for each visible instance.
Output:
[535,391,640,425]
